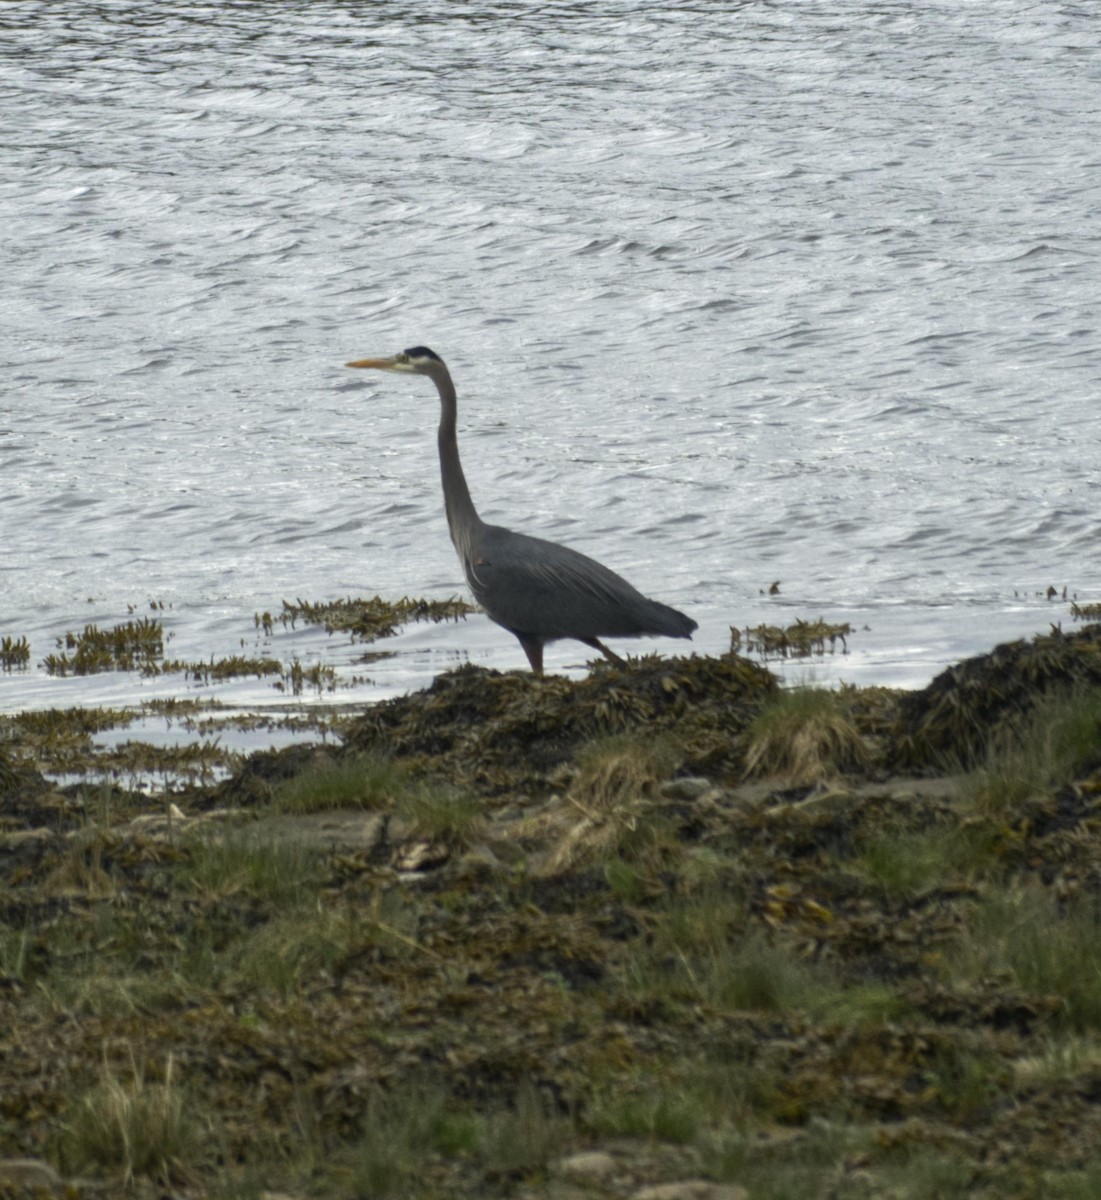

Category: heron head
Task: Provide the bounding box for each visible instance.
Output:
[345,345,444,375]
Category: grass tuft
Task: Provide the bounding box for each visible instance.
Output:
[232,905,371,1000]
[703,1121,874,1198]
[273,751,412,813]
[181,826,322,905]
[61,1052,196,1184]
[478,1082,572,1176]
[588,1076,705,1143]
[948,884,1101,1031]
[967,686,1101,814]
[857,821,999,895]
[535,734,681,876]
[743,687,868,784]
[395,783,486,845]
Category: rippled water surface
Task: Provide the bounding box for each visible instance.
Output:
[3,1,1100,719]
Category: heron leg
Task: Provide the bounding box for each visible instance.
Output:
[580,637,625,667]
[517,636,544,676]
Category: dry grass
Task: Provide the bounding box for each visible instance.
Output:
[42,828,118,899]
[743,687,869,785]
[61,1052,196,1185]
[526,734,680,876]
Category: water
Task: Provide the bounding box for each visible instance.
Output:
[3,0,1099,724]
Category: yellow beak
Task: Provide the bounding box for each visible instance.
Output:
[345,356,398,370]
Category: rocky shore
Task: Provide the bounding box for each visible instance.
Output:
[2,624,1101,1199]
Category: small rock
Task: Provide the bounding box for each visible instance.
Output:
[393,839,449,873]
[0,1158,63,1190]
[632,1182,748,1200]
[454,844,505,875]
[558,1150,618,1182]
[0,828,53,847]
[660,777,713,801]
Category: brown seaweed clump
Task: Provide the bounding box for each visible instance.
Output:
[893,622,1101,770]
[343,653,778,796]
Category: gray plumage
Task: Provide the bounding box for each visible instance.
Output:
[345,345,697,674]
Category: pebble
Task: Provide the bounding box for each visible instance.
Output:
[631,1181,748,1200]
[659,777,713,801]
[557,1150,619,1182]
[0,1158,62,1190]
[0,828,53,847]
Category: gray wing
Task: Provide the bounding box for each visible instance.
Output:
[464,523,695,641]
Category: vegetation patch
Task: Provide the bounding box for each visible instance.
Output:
[272,750,412,814]
[59,1053,195,1186]
[525,734,683,877]
[743,686,869,785]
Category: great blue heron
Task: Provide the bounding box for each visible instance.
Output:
[345,345,697,675]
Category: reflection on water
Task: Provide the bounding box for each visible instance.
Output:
[2,0,1099,718]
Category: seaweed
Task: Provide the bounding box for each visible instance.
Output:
[42,619,164,675]
[0,635,31,671]
[345,652,778,795]
[272,594,474,642]
[733,618,851,660]
[892,622,1101,769]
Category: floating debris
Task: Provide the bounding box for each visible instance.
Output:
[735,618,851,660]
[88,737,235,784]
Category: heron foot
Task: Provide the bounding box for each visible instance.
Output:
[580,637,625,667]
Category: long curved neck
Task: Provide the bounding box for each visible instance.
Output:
[432,363,482,550]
